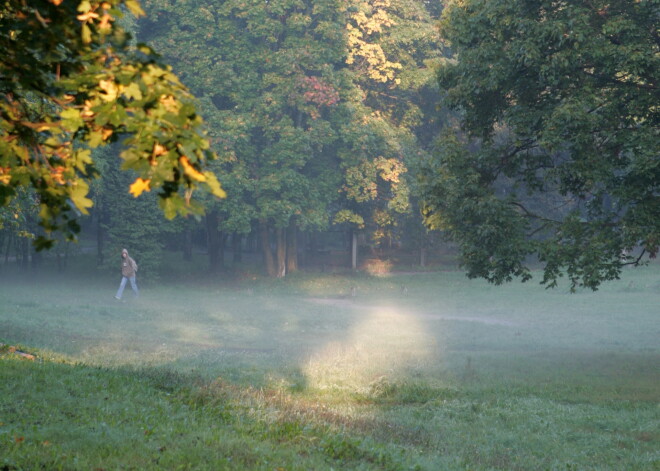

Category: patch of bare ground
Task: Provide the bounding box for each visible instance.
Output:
[414,314,519,327]
[306,297,357,308]
[305,297,520,327]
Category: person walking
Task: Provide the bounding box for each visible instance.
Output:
[115,248,139,300]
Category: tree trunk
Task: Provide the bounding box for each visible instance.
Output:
[351,230,358,270]
[247,230,257,253]
[419,229,430,267]
[286,222,298,274]
[260,220,276,276]
[183,227,193,262]
[309,232,318,267]
[96,206,105,266]
[206,209,222,273]
[219,233,226,268]
[232,233,243,263]
[31,244,42,272]
[56,242,71,273]
[297,232,307,268]
[276,227,286,278]
[4,232,12,265]
[56,246,63,273]
[20,237,29,271]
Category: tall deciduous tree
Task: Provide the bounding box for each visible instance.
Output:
[0,0,225,249]
[141,0,350,276]
[421,0,659,290]
[140,0,444,275]
[337,0,442,260]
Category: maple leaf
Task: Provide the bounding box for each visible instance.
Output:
[180,156,206,182]
[129,178,152,197]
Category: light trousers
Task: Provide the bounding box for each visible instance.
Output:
[116,276,138,299]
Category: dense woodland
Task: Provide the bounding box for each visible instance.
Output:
[1,0,658,289]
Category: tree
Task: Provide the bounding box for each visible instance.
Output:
[421,0,659,290]
[0,0,225,249]
[139,0,444,276]
[336,0,442,264]
[0,187,39,270]
[141,0,351,276]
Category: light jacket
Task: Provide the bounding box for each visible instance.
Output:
[121,249,138,277]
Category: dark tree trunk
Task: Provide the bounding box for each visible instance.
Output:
[309,232,318,267]
[276,227,286,278]
[20,237,29,271]
[31,244,42,272]
[260,220,276,277]
[351,230,358,270]
[4,232,12,265]
[96,206,105,266]
[286,222,297,274]
[206,209,222,273]
[298,231,307,268]
[219,233,226,269]
[56,242,71,273]
[183,228,193,262]
[247,230,257,253]
[232,233,242,263]
[419,230,430,267]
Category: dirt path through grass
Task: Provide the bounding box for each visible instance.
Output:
[305,296,521,326]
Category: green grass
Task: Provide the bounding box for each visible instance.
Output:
[1,264,659,470]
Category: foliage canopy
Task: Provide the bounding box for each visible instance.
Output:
[421,0,659,290]
[0,0,224,248]
[138,0,441,274]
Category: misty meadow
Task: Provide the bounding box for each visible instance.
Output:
[1,260,659,470]
[1,0,659,470]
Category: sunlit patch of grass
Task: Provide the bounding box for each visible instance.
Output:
[297,304,443,395]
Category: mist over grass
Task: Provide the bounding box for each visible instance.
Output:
[1,264,658,469]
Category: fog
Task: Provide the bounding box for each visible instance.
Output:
[1,264,658,400]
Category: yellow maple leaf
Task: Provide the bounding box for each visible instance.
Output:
[0,167,11,184]
[99,79,119,101]
[102,128,113,141]
[77,11,99,22]
[129,178,151,197]
[160,95,181,113]
[152,142,168,157]
[179,156,206,182]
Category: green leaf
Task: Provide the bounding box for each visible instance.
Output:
[159,196,178,220]
[123,82,143,101]
[88,130,104,148]
[333,210,365,228]
[77,1,92,13]
[81,24,92,44]
[60,108,84,132]
[203,172,226,199]
[125,0,146,17]
[74,149,93,172]
[69,182,93,215]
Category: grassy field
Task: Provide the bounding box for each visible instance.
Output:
[1,263,658,470]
